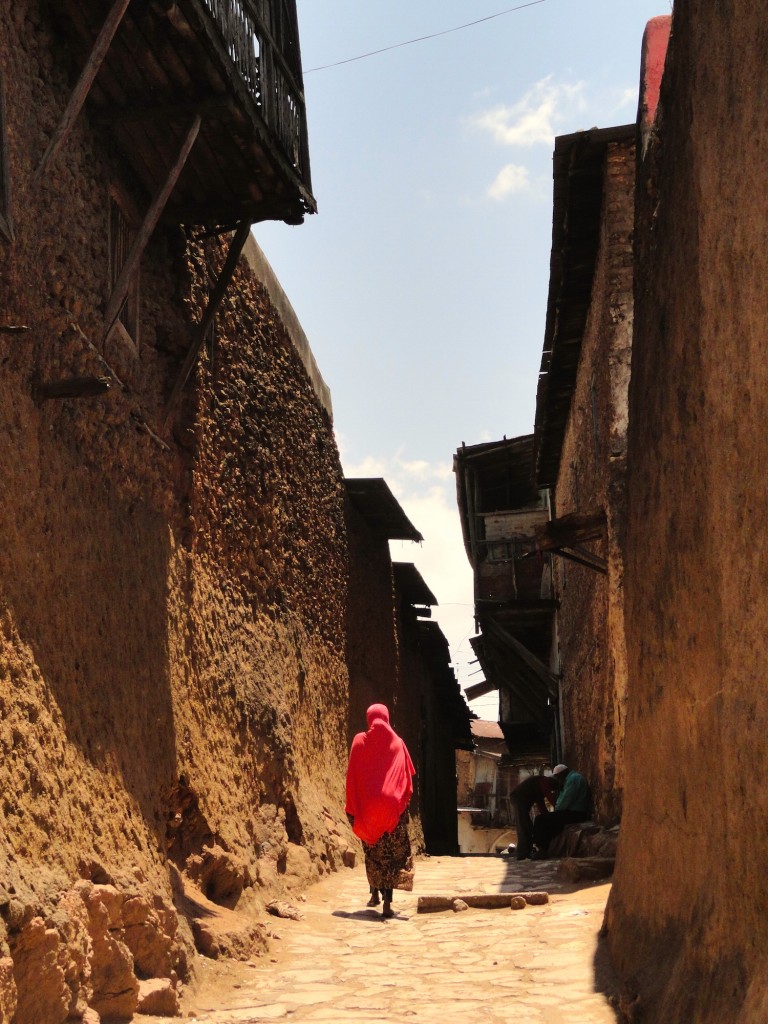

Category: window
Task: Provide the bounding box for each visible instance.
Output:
[487,537,536,564]
[108,189,140,343]
[0,69,13,242]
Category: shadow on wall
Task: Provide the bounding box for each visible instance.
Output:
[592,937,622,1022]
[0,448,179,864]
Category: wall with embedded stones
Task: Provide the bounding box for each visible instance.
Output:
[0,4,357,1020]
[551,138,634,824]
[605,6,768,1022]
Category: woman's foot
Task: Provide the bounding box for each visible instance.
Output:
[382,900,394,918]
[366,894,380,907]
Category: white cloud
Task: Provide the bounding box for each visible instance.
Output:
[472,75,586,149]
[488,163,530,200]
[616,86,638,111]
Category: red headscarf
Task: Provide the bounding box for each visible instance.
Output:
[345,704,415,845]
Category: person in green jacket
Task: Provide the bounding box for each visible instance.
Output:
[531,764,592,857]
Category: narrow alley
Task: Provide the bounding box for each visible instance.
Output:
[145,856,617,1024]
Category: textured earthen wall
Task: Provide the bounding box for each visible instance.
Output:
[343,503,400,747]
[408,627,461,855]
[606,5,768,1021]
[553,140,634,823]
[343,518,433,852]
[0,4,353,1018]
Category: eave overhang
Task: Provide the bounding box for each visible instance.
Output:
[345,479,423,543]
[50,0,316,227]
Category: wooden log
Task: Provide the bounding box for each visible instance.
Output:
[35,376,112,400]
[102,113,201,339]
[417,891,549,913]
[34,0,133,184]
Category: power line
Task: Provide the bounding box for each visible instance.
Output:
[304,1,547,74]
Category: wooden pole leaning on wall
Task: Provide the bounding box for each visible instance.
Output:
[163,220,252,421]
[102,114,201,341]
[34,376,112,401]
[34,0,134,186]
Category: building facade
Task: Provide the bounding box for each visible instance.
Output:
[0,3,352,1019]
[605,9,768,1022]
[533,126,636,823]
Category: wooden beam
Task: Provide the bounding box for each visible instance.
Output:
[35,376,112,400]
[553,546,608,575]
[535,509,606,550]
[102,114,201,339]
[464,679,497,702]
[164,219,251,417]
[34,0,134,185]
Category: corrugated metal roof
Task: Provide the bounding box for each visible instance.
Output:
[470,719,505,740]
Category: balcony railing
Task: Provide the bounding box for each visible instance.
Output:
[200,0,310,184]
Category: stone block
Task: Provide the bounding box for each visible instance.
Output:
[136,977,179,1017]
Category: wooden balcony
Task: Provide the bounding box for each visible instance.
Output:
[49,0,316,226]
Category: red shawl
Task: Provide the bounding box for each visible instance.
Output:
[345,704,415,845]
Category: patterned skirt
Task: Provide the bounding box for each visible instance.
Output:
[362,809,414,892]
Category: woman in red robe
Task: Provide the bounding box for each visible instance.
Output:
[345,704,415,918]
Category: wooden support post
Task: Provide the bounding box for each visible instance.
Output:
[34,0,134,185]
[102,114,201,339]
[163,220,251,418]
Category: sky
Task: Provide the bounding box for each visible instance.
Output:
[255,0,669,720]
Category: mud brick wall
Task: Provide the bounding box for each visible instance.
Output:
[342,510,430,853]
[553,139,634,824]
[343,501,400,747]
[0,3,353,1018]
[605,5,768,1022]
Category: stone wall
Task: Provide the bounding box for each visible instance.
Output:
[0,4,354,1018]
[553,139,634,823]
[605,5,768,1021]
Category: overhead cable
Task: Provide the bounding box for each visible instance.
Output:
[304,1,548,74]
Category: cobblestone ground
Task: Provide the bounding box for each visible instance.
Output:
[148,855,619,1024]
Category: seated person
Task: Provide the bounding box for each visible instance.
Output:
[531,764,592,857]
[510,773,559,861]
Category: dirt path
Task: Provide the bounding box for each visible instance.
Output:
[145,855,619,1024]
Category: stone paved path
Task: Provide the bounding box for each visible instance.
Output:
[147,855,619,1024]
